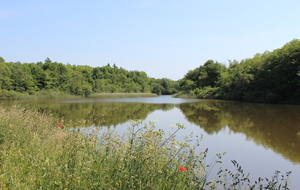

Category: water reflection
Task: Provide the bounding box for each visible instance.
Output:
[179,100,300,164]
[1,97,300,164]
[1,99,176,127]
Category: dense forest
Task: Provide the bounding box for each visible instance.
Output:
[0,57,179,99]
[179,39,300,104]
[1,39,299,104]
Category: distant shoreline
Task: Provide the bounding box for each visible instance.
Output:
[0,92,158,100]
[93,93,155,95]
[88,93,158,98]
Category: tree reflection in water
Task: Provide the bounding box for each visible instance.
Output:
[1,98,300,164]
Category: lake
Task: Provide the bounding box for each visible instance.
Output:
[1,95,300,188]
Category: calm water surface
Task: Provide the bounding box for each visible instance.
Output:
[1,95,300,188]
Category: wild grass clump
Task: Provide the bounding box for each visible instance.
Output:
[0,105,291,189]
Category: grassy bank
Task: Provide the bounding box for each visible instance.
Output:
[0,90,81,100]
[0,90,157,100]
[88,93,157,98]
[0,106,291,189]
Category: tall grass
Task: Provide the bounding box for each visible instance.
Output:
[0,105,291,189]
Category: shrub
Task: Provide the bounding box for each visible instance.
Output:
[0,89,22,100]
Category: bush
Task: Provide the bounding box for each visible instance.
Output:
[0,89,22,100]
[189,87,221,99]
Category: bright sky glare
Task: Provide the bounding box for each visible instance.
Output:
[1,0,300,80]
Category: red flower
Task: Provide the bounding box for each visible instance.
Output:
[57,124,62,127]
[179,166,186,171]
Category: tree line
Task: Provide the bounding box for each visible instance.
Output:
[179,39,300,104]
[0,57,179,98]
[1,39,299,103]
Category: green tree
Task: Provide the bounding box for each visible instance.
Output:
[0,57,5,62]
[180,39,300,104]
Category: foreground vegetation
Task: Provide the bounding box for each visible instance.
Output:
[179,39,300,104]
[0,106,291,189]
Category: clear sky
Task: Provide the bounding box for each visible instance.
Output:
[1,0,300,80]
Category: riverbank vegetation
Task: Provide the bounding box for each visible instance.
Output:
[88,93,157,98]
[0,57,179,99]
[179,39,300,104]
[0,105,291,189]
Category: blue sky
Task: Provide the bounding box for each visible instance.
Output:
[1,0,300,80]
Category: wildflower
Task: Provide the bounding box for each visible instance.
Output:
[179,166,186,171]
[57,124,62,127]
